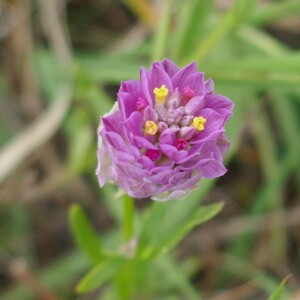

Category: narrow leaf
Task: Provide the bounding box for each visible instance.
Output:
[137,202,168,257]
[76,257,126,293]
[69,204,103,264]
[268,276,290,300]
[147,202,224,258]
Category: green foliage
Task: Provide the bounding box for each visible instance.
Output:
[76,257,126,293]
[268,277,290,300]
[69,204,103,264]
[138,202,224,258]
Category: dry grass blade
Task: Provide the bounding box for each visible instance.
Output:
[0,86,72,184]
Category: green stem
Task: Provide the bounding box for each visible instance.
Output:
[122,194,134,242]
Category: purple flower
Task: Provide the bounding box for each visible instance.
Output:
[96,59,234,201]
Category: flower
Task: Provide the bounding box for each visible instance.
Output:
[96,59,234,201]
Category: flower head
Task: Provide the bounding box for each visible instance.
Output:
[96,59,234,201]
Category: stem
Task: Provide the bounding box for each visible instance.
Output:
[122,194,134,242]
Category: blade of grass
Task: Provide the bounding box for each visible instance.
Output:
[235,26,288,56]
[156,255,202,300]
[76,257,126,293]
[222,254,289,297]
[152,0,172,61]
[172,0,212,61]
[250,0,300,26]
[69,204,103,264]
[149,202,224,258]
[252,108,278,179]
[268,276,290,300]
[184,0,257,65]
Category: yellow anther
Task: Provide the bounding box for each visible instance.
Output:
[153,85,169,103]
[192,116,206,131]
[144,120,158,135]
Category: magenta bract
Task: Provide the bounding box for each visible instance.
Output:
[96,59,234,201]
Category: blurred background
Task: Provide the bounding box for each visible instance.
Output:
[0,0,300,299]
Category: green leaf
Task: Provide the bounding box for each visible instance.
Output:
[137,202,168,257]
[185,0,257,64]
[141,202,223,258]
[76,257,126,293]
[250,0,300,26]
[172,0,212,60]
[232,0,258,24]
[156,256,202,300]
[267,276,290,300]
[67,125,93,173]
[69,204,103,264]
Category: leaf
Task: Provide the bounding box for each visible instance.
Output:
[67,125,93,173]
[69,204,103,264]
[232,0,258,24]
[141,202,223,258]
[185,0,257,64]
[156,256,202,300]
[267,276,290,300]
[137,202,168,257]
[172,0,213,60]
[76,257,126,293]
[249,0,300,26]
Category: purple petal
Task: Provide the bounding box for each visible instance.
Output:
[158,121,168,132]
[168,171,190,185]
[119,79,142,96]
[145,169,174,185]
[118,92,137,119]
[161,58,180,77]
[133,135,157,149]
[179,126,195,140]
[191,109,226,142]
[205,94,234,113]
[159,144,188,162]
[139,156,155,170]
[148,63,173,102]
[105,131,127,151]
[102,110,123,133]
[117,161,149,179]
[205,78,214,94]
[140,67,154,106]
[180,72,205,95]
[198,159,227,178]
[143,106,158,122]
[159,128,176,145]
[217,133,231,154]
[184,95,205,115]
[124,111,143,136]
[172,62,197,89]
[168,173,201,191]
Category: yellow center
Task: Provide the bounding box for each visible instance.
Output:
[192,116,207,131]
[144,120,158,135]
[153,85,169,103]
